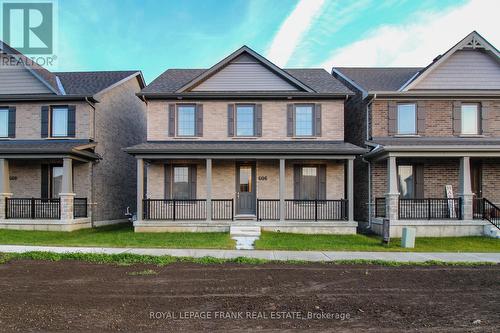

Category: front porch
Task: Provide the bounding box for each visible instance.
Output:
[127,141,365,234]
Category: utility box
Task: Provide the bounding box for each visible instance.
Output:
[382,218,390,244]
[401,227,416,248]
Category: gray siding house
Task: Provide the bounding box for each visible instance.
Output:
[333,31,500,237]
[0,41,146,231]
[125,46,366,234]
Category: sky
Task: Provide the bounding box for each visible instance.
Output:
[49,0,500,83]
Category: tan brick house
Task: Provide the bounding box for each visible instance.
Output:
[125,46,365,233]
[0,41,146,231]
[333,31,500,237]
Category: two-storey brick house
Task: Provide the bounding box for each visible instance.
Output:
[125,46,365,233]
[0,41,146,231]
[333,31,500,237]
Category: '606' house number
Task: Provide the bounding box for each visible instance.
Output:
[258,176,268,181]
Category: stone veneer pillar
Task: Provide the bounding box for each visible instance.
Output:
[59,158,75,221]
[459,156,473,220]
[0,159,12,220]
[385,156,399,221]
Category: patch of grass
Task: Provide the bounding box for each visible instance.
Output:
[0,251,495,267]
[254,232,500,252]
[0,223,234,249]
[127,269,158,276]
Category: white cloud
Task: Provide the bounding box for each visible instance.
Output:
[321,0,500,69]
[266,0,326,67]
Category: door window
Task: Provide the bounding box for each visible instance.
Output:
[398,165,414,199]
[239,166,252,192]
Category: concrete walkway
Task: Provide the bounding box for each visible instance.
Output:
[0,245,499,263]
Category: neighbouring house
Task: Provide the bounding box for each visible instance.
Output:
[333,31,500,237]
[0,41,146,231]
[125,46,366,233]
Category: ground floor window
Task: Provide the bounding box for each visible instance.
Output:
[397,164,423,199]
[294,165,326,200]
[165,164,197,199]
[41,164,69,198]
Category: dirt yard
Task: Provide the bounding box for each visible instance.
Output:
[0,260,498,332]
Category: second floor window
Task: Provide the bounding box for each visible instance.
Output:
[236,105,254,136]
[0,108,8,137]
[51,107,69,137]
[177,105,196,136]
[295,105,314,136]
[397,103,416,135]
[461,103,480,135]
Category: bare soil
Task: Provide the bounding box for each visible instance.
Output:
[0,260,498,332]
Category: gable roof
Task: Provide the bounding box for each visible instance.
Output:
[333,67,422,93]
[54,71,144,95]
[176,46,314,93]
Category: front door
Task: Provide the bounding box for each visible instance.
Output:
[236,163,256,215]
[471,160,482,198]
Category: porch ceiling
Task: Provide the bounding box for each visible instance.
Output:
[124,140,367,159]
[0,140,99,161]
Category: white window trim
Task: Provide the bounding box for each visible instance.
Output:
[294,104,315,137]
[235,104,256,137]
[397,103,417,135]
[176,104,197,137]
[0,108,9,138]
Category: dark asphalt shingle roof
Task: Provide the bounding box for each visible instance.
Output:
[142,68,351,94]
[0,139,99,159]
[54,71,140,95]
[334,67,422,92]
[124,141,366,155]
[370,137,500,147]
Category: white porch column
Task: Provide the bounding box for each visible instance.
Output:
[347,158,354,221]
[385,156,399,221]
[206,158,212,221]
[136,158,144,221]
[0,159,12,219]
[59,157,75,221]
[459,156,473,220]
[279,159,285,221]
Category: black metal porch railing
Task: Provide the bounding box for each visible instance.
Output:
[374,197,386,218]
[256,199,348,221]
[6,198,61,219]
[73,198,88,218]
[211,199,233,221]
[257,199,280,221]
[398,198,462,220]
[143,199,207,220]
[473,197,484,220]
[480,198,500,230]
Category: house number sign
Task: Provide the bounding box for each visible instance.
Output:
[258,176,268,181]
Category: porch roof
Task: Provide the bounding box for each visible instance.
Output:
[365,137,500,160]
[124,140,366,159]
[0,139,99,160]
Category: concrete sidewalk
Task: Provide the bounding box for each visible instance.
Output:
[0,245,499,263]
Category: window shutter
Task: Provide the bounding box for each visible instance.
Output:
[293,165,301,199]
[318,165,326,200]
[67,105,76,137]
[189,165,197,199]
[41,106,49,138]
[196,104,203,137]
[41,165,49,198]
[452,101,462,135]
[168,104,176,137]
[164,164,171,199]
[287,104,294,137]
[416,102,426,135]
[8,106,16,138]
[481,102,489,135]
[314,104,322,136]
[415,164,424,198]
[388,101,397,135]
[227,104,234,137]
[255,104,262,137]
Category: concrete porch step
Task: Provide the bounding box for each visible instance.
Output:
[234,214,257,221]
[230,225,261,237]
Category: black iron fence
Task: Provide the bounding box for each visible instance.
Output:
[6,198,61,219]
[257,199,280,221]
[256,199,348,221]
[73,198,88,218]
[480,198,500,230]
[211,199,233,220]
[143,199,207,220]
[473,197,484,219]
[398,198,462,220]
[374,197,386,218]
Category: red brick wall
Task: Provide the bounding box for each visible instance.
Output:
[482,159,500,204]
